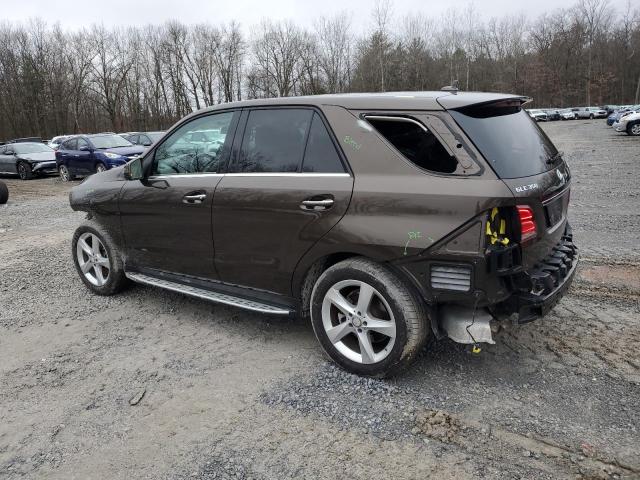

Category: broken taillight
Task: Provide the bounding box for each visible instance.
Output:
[517,205,537,242]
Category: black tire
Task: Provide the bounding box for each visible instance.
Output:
[71,221,130,295]
[310,258,428,378]
[589,114,594,119]
[0,180,8,204]
[59,165,75,181]
[627,122,640,136]
[17,161,33,180]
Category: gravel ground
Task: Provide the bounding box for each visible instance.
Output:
[0,120,638,479]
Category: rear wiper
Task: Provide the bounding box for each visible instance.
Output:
[547,151,563,164]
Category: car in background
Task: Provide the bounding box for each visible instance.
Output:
[572,107,607,119]
[0,142,58,180]
[120,131,165,147]
[55,134,145,181]
[527,109,548,121]
[559,109,577,120]
[544,109,561,121]
[613,111,640,136]
[9,137,44,144]
[607,106,639,126]
[48,135,71,150]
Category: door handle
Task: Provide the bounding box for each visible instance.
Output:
[183,193,207,204]
[300,198,334,210]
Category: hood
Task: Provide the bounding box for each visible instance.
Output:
[100,146,145,156]
[17,151,56,162]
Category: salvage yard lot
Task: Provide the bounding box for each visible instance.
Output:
[0,120,638,479]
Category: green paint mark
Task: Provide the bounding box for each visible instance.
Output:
[343,135,361,151]
[404,231,422,255]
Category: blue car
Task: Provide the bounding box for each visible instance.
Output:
[56,134,145,181]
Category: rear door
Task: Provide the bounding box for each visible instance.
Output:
[213,108,353,295]
[118,109,240,279]
[0,146,17,174]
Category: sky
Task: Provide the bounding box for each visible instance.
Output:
[2,0,575,33]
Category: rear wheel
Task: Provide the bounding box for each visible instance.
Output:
[627,122,640,136]
[72,222,129,295]
[17,161,33,180]
[59,165,75,181]
[589,113,594,119]
[95,162,107,173]
[310,258,428,377]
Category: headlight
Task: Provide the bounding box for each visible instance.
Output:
[104,152,122,159]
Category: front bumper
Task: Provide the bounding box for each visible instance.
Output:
[31,161,58,174]
[613,122,627,132]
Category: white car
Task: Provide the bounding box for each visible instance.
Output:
[573,107,608,119]
[527,109,548,121]
[48,135,71,150]
[559,109,577,120]
[613,111,640,136]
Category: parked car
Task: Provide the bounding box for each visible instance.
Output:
[607,106,639,126]
[613,111,640,136]
[0,180,8,204]
[48,135,71,150]
[544,109,561,121]
[120,131,165,147]
[572,107,607,119]
[527,109,548,121]
[559,109,577,120]
[67,91,578,377]
[0,142,58,179]
[9,136,44,143]
[56,134,145,181]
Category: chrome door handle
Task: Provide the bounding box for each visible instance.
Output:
[300,198,334,210]
[183,193,207,203]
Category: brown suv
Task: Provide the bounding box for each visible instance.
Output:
[69,91,578,377]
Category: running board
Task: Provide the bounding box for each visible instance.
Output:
[125,272,292,315]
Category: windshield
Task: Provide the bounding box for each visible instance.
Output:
[148,132,164,142]
[12,143,53,154]
[450,104,559,179]
[89,135,133,149]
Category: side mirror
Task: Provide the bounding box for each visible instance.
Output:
[5,149,15,155]
[143,141,152,146]
[124,157,143,181]
[79,145,92,152]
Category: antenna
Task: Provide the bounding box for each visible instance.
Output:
[441,79,460,94]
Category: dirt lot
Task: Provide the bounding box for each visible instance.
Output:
[0,120,638,479]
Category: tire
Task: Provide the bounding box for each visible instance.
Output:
[0,180,8,204]
[17,161,33,180]
[589,114,594,120]
[72,221,130,295]
[95,162,107,173]
[627,122,640,136]
[59,165,75,181]
[310,258,428,377]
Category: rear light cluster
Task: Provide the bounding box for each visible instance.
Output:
[517,205,537,242]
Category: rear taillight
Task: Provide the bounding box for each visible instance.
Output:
[517,205,537,242]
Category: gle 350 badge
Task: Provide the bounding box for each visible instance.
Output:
[515,183,539,193]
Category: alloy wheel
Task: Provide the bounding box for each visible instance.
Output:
[59,165,69,181]
[76,232,110,287]
[18,163,28,180]
[321,280,396,364]
[96,164,107,173]
[631,124,640,136]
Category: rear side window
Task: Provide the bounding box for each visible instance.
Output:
[62,138,77,150]
[301,113,345,173]
[235,109,313,173]
[366,117,457,174]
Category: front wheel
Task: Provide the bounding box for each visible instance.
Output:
[627,122,640,136]
[310,258,428,377]
[17,161,33,180]
[72,222,129,295]
[95,162,107,173]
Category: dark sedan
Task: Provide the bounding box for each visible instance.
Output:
[0,142,58,180]
[55,134,145,181]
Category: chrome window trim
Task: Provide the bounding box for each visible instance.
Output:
[147,172,351,180]
[364,115,429,132]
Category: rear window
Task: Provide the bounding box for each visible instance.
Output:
[449,104,559,179]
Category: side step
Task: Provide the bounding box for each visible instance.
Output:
[125,272,292,315]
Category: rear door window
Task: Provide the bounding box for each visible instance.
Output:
[301,113,345,173]
[366,117,458,174]
[449,104,559,179]
[234,109,313,173]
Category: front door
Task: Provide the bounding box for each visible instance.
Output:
[118,110,240,279]
[0,146,17,174]
[213,108,353,296]
[74,137,94,174]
